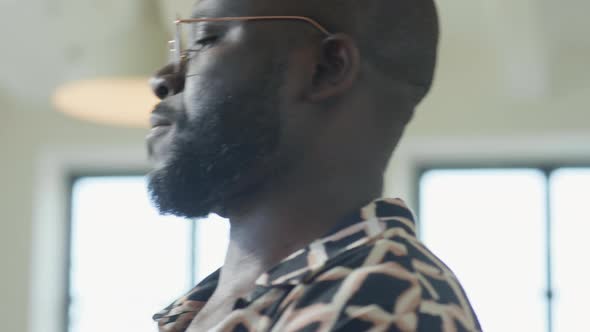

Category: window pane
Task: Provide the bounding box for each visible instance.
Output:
[420,169,547,332]
[551,168,590,332]
[194,214,230,282]
[69,177,192,332]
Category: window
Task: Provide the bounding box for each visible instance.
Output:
[68,176,229,332]
[419,167,590,332]
[68,168,589,331]
[550,169,590,332]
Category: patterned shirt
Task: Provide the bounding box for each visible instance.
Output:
[154,198,482,332]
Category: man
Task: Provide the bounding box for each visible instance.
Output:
[147,0,481,330]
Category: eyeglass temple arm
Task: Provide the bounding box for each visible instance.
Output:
[175,16,332,36]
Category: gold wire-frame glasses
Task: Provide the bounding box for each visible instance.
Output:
[170,16,333,64]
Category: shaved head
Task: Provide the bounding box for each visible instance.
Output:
[354,0,439,99]
[322,0,439,101]
[149,0,439,218]
[191,0,439,97]
[187,0,439,105]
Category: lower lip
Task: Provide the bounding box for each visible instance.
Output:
[148,125,172,137]
[146,125,173,161]
[146,125,172,146]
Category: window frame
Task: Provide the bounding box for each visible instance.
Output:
[415,162,590,332]
[30,145,150,332]
[65,172,202,332]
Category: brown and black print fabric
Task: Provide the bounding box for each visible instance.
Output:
[154,198,482,331]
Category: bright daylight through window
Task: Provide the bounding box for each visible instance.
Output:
[68,168,589,332]
[420,167,590,332]
[68,176,229,332]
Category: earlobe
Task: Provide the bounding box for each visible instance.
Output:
[308,33,360,103]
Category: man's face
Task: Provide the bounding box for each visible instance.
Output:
[147,0,296,218]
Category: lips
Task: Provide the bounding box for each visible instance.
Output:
[147,108,176,162]
[150,112,172,128]
[150,124,171,136]
[148,111,172,134]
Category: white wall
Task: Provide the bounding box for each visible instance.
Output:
[0,107,146,331]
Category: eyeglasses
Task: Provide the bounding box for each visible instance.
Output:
[169,16,333,66]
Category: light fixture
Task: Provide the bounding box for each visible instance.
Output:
[51,0,194,128]
[53,77,158,128]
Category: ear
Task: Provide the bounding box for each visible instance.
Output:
[307,33,361,103]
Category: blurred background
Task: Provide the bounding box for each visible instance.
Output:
[1,0,588,331]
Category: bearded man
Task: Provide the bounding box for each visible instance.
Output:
[147,0,481,330]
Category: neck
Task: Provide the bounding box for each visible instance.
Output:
[216,165,383,296]
[214,93,396,297]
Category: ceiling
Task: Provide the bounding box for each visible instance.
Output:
[1,0,588,120]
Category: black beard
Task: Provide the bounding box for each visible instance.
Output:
[148,64,284,219]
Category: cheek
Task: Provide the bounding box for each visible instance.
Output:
[183,52,277,118]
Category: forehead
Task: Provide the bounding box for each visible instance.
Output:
[191,0,299,18]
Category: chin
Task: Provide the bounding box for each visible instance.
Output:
[147,165,212,219]
[147,160,248,219]
[147,155,277,220]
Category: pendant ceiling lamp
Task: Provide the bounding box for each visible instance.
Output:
[52,0,194,128]
[53,78,159,128]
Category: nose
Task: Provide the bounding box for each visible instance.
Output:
[150,61,187,100]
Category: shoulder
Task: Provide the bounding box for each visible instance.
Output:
[272,237,481,332]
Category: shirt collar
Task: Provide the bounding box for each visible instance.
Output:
[255,198,416,287]
[153,198,416,323]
